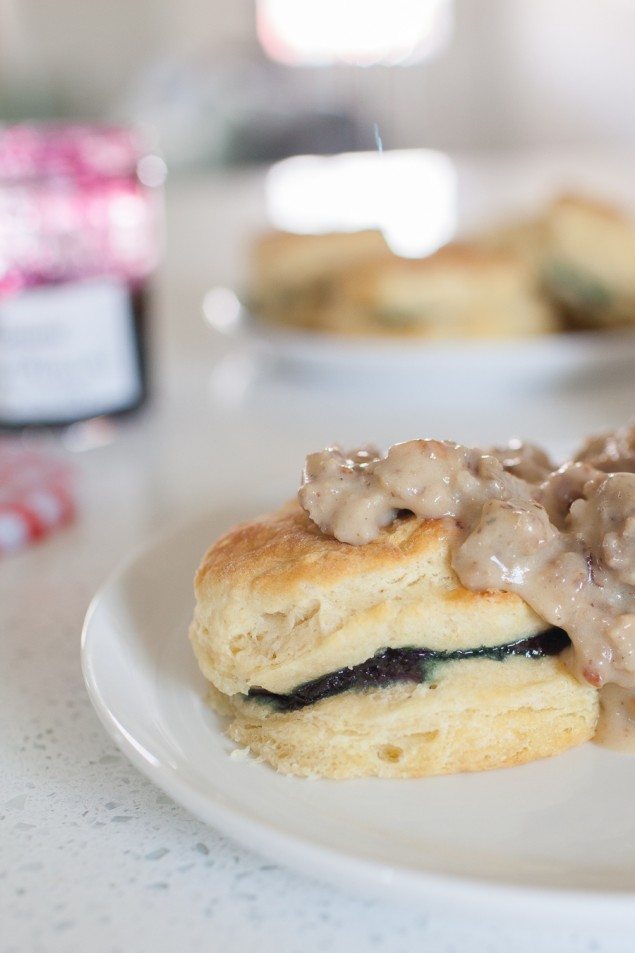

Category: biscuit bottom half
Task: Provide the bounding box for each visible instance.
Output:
[209,654,598,779]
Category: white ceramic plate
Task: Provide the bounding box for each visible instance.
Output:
[82,504,635,927]
[203,291,635,384]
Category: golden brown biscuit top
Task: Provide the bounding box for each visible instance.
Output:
[195,501,452,600]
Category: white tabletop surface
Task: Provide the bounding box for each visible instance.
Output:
[2,155,635,953]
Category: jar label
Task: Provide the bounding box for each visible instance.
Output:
[0,279,142,425]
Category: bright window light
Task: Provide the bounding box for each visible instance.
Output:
[266,150,457,258]
[256,0,452,67]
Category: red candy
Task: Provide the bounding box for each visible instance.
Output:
[0,442,75,556]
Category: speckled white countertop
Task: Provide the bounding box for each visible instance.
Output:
[2,162,635,953]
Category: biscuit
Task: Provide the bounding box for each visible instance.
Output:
[323,243,556,337]
[248,229,389,329]
[544,194,635,327]
[478,215,550,272]
[482,195,635,329]
[190,503,598,778]
[209,657,597,779]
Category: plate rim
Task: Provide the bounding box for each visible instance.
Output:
[235,298,635,360]
[81,514,635,926]
[247,311,635,353]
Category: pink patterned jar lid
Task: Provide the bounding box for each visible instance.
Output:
[0,124,145,182]
[0,123,165,296]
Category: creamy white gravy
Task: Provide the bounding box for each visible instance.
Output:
[299,425,635,750]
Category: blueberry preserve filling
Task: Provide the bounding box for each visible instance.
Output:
[247,627,570,712]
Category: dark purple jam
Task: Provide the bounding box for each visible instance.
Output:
[247,627,570,712]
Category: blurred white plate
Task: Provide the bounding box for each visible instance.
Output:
[83,504,635,928]
[204,290,635,384]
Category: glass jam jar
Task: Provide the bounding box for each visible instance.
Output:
[0,124,165,428]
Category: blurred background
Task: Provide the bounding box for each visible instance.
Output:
[3,0,635,162]
[3,0,635,546]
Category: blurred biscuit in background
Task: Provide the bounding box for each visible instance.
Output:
[483,194,635,329]
[321,243,556,338]
[478,215,549,273]
[544,194,635,328]
[249,232,556,339]
[248,229,389,329]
